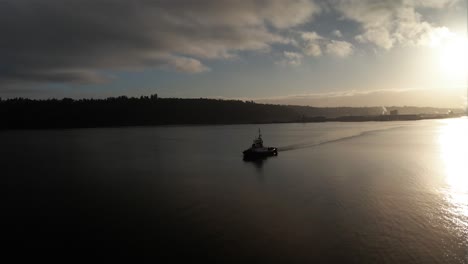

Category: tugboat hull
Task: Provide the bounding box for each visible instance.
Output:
[243,147,278,159]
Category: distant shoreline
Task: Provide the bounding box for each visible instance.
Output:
[0,96,463,130]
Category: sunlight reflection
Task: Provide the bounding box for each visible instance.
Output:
[438,118,468,224]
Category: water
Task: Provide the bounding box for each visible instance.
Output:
[2,119,468,262]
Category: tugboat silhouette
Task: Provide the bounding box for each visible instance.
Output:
[243,129,278,161]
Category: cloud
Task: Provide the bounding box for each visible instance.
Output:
[300,31,324,56]
[166,56,211,74]
[277,51,304,66]
[407,0,459,8]
[0,0,319,85]
[1,0,462,91]
[299,31,352,57]
[355,28,394,50]
[301,31,324,42]
[0,69,111,85]
[304,43,323,57]
[416,27,457,47]
[332,30,343,38]
[334,0,461,50]
[326,40,354,57]
[256,88,466,108]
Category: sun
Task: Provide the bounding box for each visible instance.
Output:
[438,35,468,80]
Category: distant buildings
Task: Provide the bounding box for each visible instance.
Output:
[381,108,399,116]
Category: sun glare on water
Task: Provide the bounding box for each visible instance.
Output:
[438,119,468,227]
[439,119,468,190]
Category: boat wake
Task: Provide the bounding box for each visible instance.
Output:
[278,126,404,152]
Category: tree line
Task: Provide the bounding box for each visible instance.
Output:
[0,95,461,129]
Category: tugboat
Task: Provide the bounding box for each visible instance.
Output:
[243,129,278,159]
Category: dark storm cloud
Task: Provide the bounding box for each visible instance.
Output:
[0,0,319,85]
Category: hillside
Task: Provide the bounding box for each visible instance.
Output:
[0,95,463,129]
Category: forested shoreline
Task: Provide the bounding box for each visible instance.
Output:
[0,95,463,129]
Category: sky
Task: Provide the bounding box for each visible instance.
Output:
[1,0,467,107]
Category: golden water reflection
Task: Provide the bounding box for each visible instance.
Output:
[438,118,468,232]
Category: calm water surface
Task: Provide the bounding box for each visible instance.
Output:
[3,119,468,262]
